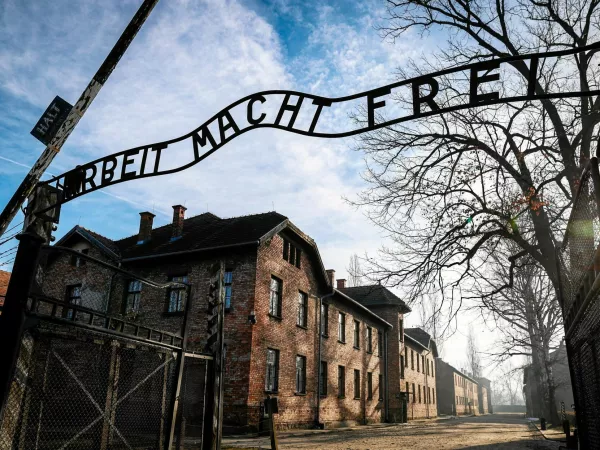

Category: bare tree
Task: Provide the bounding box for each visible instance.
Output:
[416,293,447,357]
[347,253,364,287]
[473,248,563,423]
[356,1,600,312]
[492,363,525,406]
[466,325,482,379]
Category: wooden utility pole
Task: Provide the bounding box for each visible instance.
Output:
[0,0,160,236]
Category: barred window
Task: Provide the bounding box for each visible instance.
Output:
[353,320,360,348]
[338,312,346,342]
[269,276,282,317]
[70,248,89,267]
[338,366,345,397]
[224,270,233,309]
[283,239,302,268]
[65,284,81,319]
[167,275,188,312]
[265,349,279,392]
[297,291,308,327]
[296,355,306,394]
[125,280,142,314]
[321,303,329,336]
[320,361,327,396]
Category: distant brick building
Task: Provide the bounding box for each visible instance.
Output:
[401,328,439,419]
[45,207,408,431]
[0,270,10,306]
[475,377,492,414]
[435,359,479,416]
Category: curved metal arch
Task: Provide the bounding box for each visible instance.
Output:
[38,41,600,210]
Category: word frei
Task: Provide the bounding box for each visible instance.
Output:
[41,43,599,205]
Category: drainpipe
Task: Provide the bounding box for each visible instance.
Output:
[424,349,431,419]
[384,329,389,422]
[316,290,335,428]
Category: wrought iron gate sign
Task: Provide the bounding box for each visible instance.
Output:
[39,42,600,207]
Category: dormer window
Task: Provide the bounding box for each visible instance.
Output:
[283,239,301,268]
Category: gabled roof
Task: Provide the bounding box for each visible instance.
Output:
[338,285,411,312]
[404,327,439,357]
[116,212,287,260]
[55,225,121,260]
[333,289,393,329]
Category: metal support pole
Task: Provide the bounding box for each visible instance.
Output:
[0,232,45,422]
[0,0,160,236]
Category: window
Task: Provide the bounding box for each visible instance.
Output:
[224,270,233,309]
[417,353,420,372]
[367,372,373,399]
[399,318,404,341]
[433,388,435,404]
[405,346,408,367]
[366,326,373,353]
[338,312,345,342]
[431,360,434,377]
[296,355,306,393]
[411,349,414,369]
[269,276,282,317]
[65,284,82,318]
[265,349,279,392]
[400,356,405,379]
[378,374,383,400]
[405,382,409,397]
[125,280,142,314]
[282,239,301,268]
[167,275,188,313]
[426,358,429,375]
[70,248,89,267]
[418,385,421,403]
[353,320,360,348]
[377,331,383,357]
[320,361,327,396]
[354,369,360,399]
[297,291,308,327]
[338,366,346,397]
[321,303,329,336]
[412,383,415,403]
[422,355,425,373]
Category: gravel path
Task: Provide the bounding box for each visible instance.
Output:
[222,414,562,449]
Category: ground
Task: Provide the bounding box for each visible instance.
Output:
[221,414,562,449]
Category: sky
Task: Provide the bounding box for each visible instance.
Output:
[0,0,503,380]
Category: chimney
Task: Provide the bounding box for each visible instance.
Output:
[326,269,335,287]
[337,279,346,289]
[171,205,187,240]
[137,212,155,244]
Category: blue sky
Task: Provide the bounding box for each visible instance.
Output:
[0,0,494,372]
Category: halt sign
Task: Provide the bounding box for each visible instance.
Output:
[30,96,73,145]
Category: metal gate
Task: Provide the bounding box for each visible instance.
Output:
[0,246,213,449]
[557,157,600,448]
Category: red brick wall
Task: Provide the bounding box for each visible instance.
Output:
[401,341,438,419]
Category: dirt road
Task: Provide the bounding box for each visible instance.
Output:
[222,414,562,449]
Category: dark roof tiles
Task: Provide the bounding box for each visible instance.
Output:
[338,285,410,311]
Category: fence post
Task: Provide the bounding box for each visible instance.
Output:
[165,284,193,450]
[0,231,45,422]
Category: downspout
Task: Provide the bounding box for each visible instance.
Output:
[316,290,334,428]
[424,349,431,419]
[384,329,389,422]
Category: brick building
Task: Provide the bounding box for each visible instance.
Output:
[435,359,479,416]
[45,206,398,431]
[401,328,439,419]
[475,377,492,414]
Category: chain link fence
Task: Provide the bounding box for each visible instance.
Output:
[0,246,213,449]
[557,160,600,448]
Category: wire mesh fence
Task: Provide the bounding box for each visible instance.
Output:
[557,159,600,449]
[0,245,213,450]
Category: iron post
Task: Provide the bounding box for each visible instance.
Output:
[0,231,45,422]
